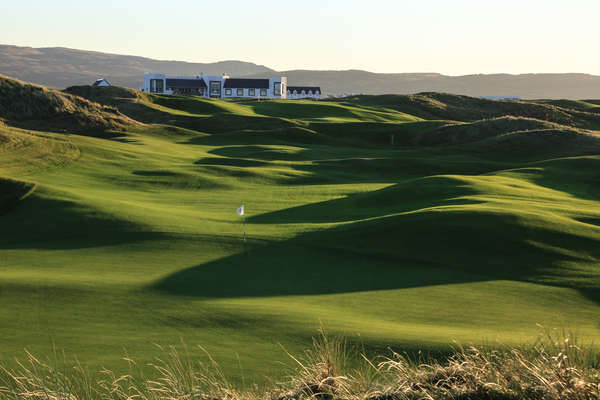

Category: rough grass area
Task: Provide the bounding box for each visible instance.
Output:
[0,75,137,134]
[340,93,600,130]
[0,125,80,176]
[0,331,598,400]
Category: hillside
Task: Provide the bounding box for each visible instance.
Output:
[0,44,274,89]
[338,93,600,128]
[1,81,600,388]
[0,75,136,134]
[3,44,600,98]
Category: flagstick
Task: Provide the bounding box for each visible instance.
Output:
[243,215,246,242]
[239,203,246,254]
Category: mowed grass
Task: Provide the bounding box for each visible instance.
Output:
[1,90,600,386]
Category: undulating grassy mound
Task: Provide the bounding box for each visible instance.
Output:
[404,116,556,146]
[0,125,80,176]
[397,116,600,159]
[341,93,600,130]
[467,127,600,159]
[307,116,600,160]
[0,75,137,134]
[527,99,600,112]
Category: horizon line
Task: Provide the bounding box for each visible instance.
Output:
[2,43,599,78]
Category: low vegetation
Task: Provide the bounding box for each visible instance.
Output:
[0,331,598,400]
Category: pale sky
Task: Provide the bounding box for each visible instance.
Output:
[2,0,599,75]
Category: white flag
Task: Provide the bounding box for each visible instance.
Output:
[236,205,244,216]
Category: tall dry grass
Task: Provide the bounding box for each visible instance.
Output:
[0,329,598,400]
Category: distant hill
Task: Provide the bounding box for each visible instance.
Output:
[2,44,600,98]
[247,70,600,99]
[0,44,275,89]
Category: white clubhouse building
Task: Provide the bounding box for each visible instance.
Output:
[142,74,286,98]
[141,74,321,100]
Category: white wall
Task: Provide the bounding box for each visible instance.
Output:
[223,77,287,99]
[268,77,287,99]
[141,74,170,94]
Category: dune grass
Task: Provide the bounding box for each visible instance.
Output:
[528,99,600,111]
[0,330,598,400]
[0,76,135,134]
[1,83,600,388]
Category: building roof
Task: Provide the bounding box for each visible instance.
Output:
[166,78,207,89]
[92,78,110,86]
[287,86,321,94]
[224,78,270,89]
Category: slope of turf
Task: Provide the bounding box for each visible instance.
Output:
[1,82,600,386]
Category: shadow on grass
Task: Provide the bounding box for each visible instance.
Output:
[248,175,482,224]
[0,177,36,216]
[525,156,600,202]
[194,157,268,168]
[151,240,489,298]
[0,194,167,250]
[152,184,600,301]
[204,143,510,186]
[132,170,181,177]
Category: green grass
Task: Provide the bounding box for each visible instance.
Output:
[2,82,600,387]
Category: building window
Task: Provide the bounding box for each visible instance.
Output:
[274,82,281,96]
[237,88,244,96]
[225,88,232,96]
[260,88,267,97]
[209,81,221,97]
[248,88,255,96]
[150,79,164,93]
